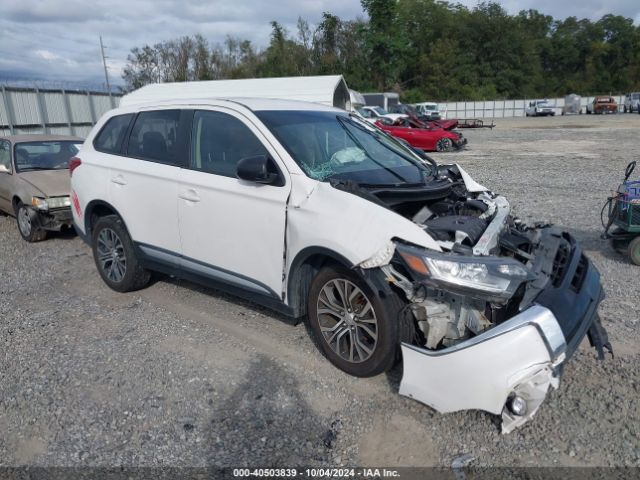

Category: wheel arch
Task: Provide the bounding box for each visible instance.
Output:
[84,200,131,240]
[286,247,355,317]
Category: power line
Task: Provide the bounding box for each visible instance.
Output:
[100,35,112,94]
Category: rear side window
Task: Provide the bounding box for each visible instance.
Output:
[191,110,269,177]
[127,110,181,165]
[94,114,134,154]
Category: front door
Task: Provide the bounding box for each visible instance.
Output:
[177,108,290,299]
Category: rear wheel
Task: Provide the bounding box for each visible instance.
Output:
[307,266,401,377]
[436,137,453,152]
[91,215,151,292]
[16,202,47,242]
[629,237,640,266]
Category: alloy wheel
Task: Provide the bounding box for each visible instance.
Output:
[96,228,127,283]
[316,278,378,363]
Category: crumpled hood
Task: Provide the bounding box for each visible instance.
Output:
[19,169,70,197]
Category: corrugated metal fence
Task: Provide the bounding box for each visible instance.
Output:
[440,95,625,119]
[0,86,122,138]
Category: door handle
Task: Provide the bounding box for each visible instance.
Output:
[179,189,201,203]
[110,175,127,186]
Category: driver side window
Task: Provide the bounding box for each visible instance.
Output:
[190,110,269,178]
[0,141,11,172]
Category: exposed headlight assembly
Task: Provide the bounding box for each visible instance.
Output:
[396,244,533,301]
[31,196,71,211]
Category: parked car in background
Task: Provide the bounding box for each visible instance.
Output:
[587,96,618,114]
[0,135,82,241]
[561,94,582,115]
[525,100,555,117]
[413,102,441,120]
[356,106,407,123]
[623,92,640,113]
[71,90,609,433]
[376,117,466,152]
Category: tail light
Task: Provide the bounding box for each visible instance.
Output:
[69,157,82,176]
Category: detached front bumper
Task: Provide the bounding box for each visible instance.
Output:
[399,232,608,433]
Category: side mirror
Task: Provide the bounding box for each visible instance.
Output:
[237,155,281,185]
[0,164,10,174]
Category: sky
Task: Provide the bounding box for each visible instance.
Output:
[1,0,639,90]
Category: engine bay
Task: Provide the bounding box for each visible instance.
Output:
[345,164,557,351]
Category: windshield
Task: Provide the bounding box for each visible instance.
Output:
[423,104,438,111]
[256,111,433,186]
[371,106,388,116]
[14,141,81,172]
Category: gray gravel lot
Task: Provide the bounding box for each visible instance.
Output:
[0,114,638,468]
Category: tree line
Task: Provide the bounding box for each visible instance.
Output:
[122,0,640,102]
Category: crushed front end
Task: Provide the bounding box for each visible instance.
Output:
[357,164,611,432]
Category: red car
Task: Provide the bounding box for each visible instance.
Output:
[375,118,466,152]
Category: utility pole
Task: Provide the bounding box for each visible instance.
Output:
[100,35,111,94]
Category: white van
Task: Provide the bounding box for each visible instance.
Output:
[70,95,609,433]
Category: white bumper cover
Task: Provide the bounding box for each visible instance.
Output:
[399,305,567,433]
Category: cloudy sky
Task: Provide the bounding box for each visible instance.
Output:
[1,0,639,90]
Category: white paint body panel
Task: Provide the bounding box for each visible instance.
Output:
[400,324,552,414]
[285,179,442,293]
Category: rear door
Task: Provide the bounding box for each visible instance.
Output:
[108,109,189,257]
[177,107,291,299]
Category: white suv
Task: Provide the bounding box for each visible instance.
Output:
[71,96,609,432]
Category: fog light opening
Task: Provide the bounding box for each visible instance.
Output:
[507,395,527,416]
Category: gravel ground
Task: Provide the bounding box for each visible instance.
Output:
[0,114,639,469]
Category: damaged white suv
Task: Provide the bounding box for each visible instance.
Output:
[71,98,610,433]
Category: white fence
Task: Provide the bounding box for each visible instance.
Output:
[0,86,122,138]
[440,95,625,119]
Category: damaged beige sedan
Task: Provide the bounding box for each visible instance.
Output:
[0,135,82,242]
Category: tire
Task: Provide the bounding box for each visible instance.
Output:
[306,266,403,377]
[91,215,151,292]
[624,105,627,113]
[15,202,47,242]
[628,236,640,266]
[435,137,453,152]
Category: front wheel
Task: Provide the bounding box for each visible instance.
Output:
[307,266,401,377]
[16,203,47,242]
[91,215,151,292]
[435,137,453,152]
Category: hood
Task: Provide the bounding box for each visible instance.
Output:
[19,169,71,197]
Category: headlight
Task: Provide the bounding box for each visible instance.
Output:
[32,196,71,210]
[31,197,49,211]
[397,244,532,301]
[46,196,71,209]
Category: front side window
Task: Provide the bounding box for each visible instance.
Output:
[257,110,432,185]
[127,110,180,164]
[190,110,269,178]
[0,141,10,172]
[14,141,80,172]
[94,114,134,154]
